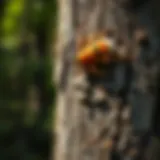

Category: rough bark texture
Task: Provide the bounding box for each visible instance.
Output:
[53,0,160,160]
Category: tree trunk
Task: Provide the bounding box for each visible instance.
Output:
[52,0,160,160]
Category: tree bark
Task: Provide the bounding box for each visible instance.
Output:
[52,0,160,160]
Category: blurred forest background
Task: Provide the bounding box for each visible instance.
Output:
[0,0,57,159]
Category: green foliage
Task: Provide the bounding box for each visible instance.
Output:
[1,0,25,48]
[0,0,57,159]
